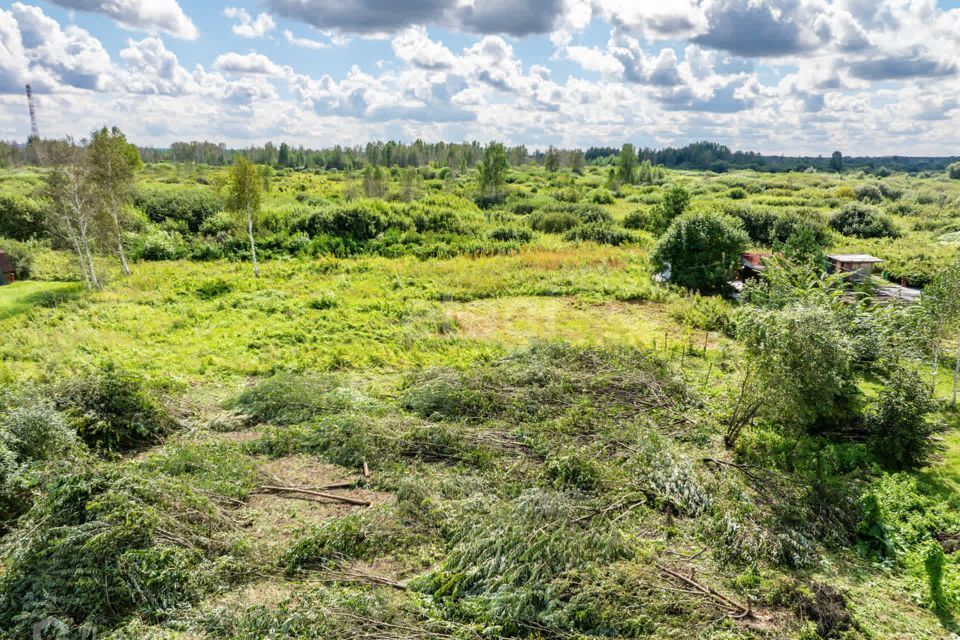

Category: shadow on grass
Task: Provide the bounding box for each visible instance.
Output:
[0,282,83,321]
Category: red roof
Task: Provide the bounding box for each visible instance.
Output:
[740,252,771,267]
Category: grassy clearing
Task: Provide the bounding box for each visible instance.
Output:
[0,280,81,321]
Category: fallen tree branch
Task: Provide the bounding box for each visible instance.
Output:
[258,485,371,506]
[656,563,751,619]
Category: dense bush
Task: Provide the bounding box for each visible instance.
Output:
[728,206,828,247]
[652,212,749,292]
[134,187,224,232]
[488,226,533,242]
[829,203,899,238]
[0,237,35,278]
[855,184,884,203]
[563,222,634,245]
[529,210,578,233]
[867,368,940,471]
[0,194,45,240]
[54,365,177,453]
[948,162,960,179]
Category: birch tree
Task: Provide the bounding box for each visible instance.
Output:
[226,156,262,278]
[924,257,960,403]
[42,141,102,289]
[88,127,142,276]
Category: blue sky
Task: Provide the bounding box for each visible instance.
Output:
[1,0,960,154]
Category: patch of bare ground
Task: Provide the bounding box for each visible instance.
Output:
[242,455,391,557]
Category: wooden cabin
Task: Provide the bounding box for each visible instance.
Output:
[827,254,883,281]
[0,251,14,286]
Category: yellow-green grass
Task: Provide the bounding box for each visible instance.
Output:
[0,280,81,321]
[0,244,669,386]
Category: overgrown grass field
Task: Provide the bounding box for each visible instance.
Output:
[2,160,960,639]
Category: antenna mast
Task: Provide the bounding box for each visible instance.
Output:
[25,84,40,141]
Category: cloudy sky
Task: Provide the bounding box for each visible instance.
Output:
[1,0,959,155]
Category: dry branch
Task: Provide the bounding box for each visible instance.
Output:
[257,485,371,506]
[656,563,751,619]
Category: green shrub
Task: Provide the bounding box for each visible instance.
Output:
[923,541,950,613]
[134,187,224,232]
[134,229,186,261]
[727,187,747,199]
[652,212,749,292]
[866,367,940,471]
[530,210,578,233]
[591,189,615,204]
[54,364,176,454]
[488,226,533,242]
[947,162,960,179]
[0,237,35,279]
[854,183,883,203]
[829,203,899,238]
[563,222,634,245]
[623,208,654,230]
[0,194,45,240]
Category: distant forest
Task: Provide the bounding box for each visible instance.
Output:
[2,137,957,175]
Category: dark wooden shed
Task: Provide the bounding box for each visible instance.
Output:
[0,251,15,285]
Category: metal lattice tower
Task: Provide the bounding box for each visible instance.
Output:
[25,84,40,141]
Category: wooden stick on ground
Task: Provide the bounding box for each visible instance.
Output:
[258,485,371,506]
[656,563,751,619]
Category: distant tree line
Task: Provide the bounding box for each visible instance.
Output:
[2,137,957,175]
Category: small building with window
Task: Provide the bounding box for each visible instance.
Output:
[827,254,883,281]
[0,251,14,285]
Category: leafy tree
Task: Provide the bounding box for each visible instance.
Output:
[544,146,561,172]
[88,127,142,276]
[866,367,940,471]
[42,141,103,289]
[947,162,960,179]
[829,150,844,173]
[569,149,585,175]
[737,304,856,434]
[923,256,960,402]
[829,203,898,238]
[778,225,827,268]
[652,212,748,293]
[618,143,637,184]
[226,156,263,278]
[363,165,387,198]
[277,142,291,167]
[478,142,509,199]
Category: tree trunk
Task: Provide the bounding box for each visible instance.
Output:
[110,195,131,276]
[81,230,99,290]
[70,233,92,290]
[247,209,259,278]
[932,318,946,394]
[953,337,960,409]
